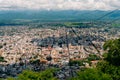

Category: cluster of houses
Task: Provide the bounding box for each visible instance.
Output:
[0,26,120,78]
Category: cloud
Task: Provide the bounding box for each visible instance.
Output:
[0,0,119,10]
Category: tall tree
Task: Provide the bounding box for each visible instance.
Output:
[103,38,120,66]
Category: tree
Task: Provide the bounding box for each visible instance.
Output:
[70,68,112,80]
[97,61,120,80]
[87,54,101,61]
[6,68,58,80]
[103,38,120,66]
[0,44,3,49]
[69,60,85,66]
[97,38,120,80]
[0,56,6,62]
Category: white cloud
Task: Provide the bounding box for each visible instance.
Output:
[0,0,119,10]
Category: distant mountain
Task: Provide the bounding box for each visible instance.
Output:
[0,10,120,22]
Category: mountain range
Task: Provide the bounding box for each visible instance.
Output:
[0,10,120,23]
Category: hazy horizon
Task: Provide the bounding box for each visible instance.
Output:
[0,0,120,11]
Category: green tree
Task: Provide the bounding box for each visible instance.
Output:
[6,68,58,80]
[0,56,6,62]
[97,38,120,80]
[103,39,120,66]
[70,68,112,80]
[69,60,85,66]
[97,61,120,80]
[0,44,3,49]
[87,54,101,61]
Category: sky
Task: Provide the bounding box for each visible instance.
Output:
[0,0,120,11]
